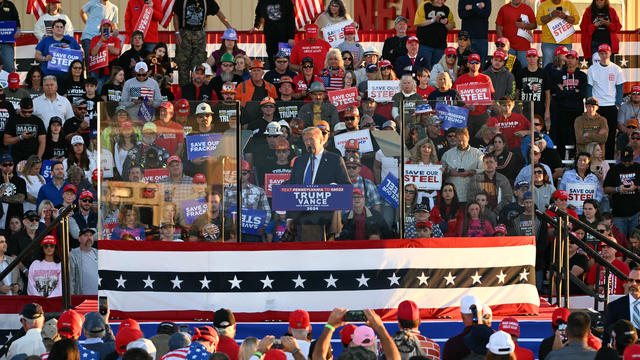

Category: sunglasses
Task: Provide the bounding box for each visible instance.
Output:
[262,105,275,109]
[629,279,640,284]
[22,109,33,114]
[28,217,40,222]
[597,229,607,233]
[344,116,356,121]
[632,137,640,140]
[241,171,250,175]
[136,73,147,77]
[447,134,456,138]
[221,63,234,67]
[347,165,360,170]
[406,190,416,194]
[446,54,457,58]
[458,36,469,41]
[534,170,543,174]
[468,61,480,65]
[495,43,506,47]
[81,198,93,203]
[276,60,288,64]
[267,134,280,138]
[1,162,13,167]
[303,65,314,69]
[343,57,352,61]
[43,244,56,249]
[534,123,542,126]
[628,126,637,129]
[77,106,87,111]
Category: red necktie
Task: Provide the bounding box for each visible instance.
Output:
[411,58,416,66]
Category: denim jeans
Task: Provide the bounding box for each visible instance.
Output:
[0,44,15,73]
[613,210,640,238]
[420,45,444,70]
[81,39,92,69]
[507,48,528,69]
[470,39,488,64]
[541,42,572,68]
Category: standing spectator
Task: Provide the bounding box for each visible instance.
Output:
[441,128,484,203]
[427,72,462,104]
[580,0,622,60]
[467,153,513,212]
[391,75,422,126]
[4,74,27,110]
[320,49,345,92]
[487,97,530,149]
[355,47,380,85]
[339,188,390,240]
[457,201,493,236]
[120,62,163,120]
[69,191,98,242]
[0,153,25,229]
[111,205,145,240]
[454,31,476,68]
[210,54,244,99]
[442,295,483,360]
[492,133,524,184]
[0,84,16,150]
[24,66,44,99]
[314,0,354,30]
[69,227,97,295]
[618,86,640,150]
[483,50,515,113]
[154,102,184,156]
[458,0,490,63]
[536,0,580,67]
[574,97,608,154]
[34,19,82,84]
[5,303,46,359]
[124,0,163,52]
[391,300,440,359]
[517,48,551,123]
[5,97,46,163]
[454,53,494,137]
[252,0,295,69]
[495,0,537,66]
[34,0,74,41]
[207,29,246,75]
[88,19,122,91]
[382,17,409,67]
[604,147,640,237]
[337,25,363,67]
[60,60,86,105]
[33,76,74,130]
[80,0,118,70]
[172,0,231,87]
[235,59,278,107]
[28,235,62,297]
[587,44,624,159]
[20,156,45,213]
[181,64,217,101]
[36,162,66,208]
[214,309,240,360]
[117,31,148,80]
[289,25,331,75]
[553,49,587,157]
[344,153,381,213]
[414,0,455,67]
[0,0,19,73]
[395,36,431,78]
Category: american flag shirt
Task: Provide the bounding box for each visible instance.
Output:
[129,86,155,99]
[161,342,211,360]
[42,343,99,360]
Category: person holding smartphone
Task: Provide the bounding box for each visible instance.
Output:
[604,146,640,237]
[535,0,580,68]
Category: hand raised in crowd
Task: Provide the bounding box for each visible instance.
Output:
[363,309,385,333]
[280,336,301,353]
[257,335,276,354]
[327,307,348,328]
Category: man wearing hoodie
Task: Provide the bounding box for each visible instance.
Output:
[483,50,515,115]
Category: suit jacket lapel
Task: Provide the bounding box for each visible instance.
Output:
[314,152,328,184]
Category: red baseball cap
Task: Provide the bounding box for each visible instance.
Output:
[119,318,141,330]
[80,190,94,200]
[289,309,310,329]
[57,310,84,339]
[495,37,510,46]
[397,300,419,321]
[193,173,207,184]
[8,73,19,89]
[115,327,143,354]
[264,349,287,360]
[493,50,507,61]
[445,47,457,56]
[553,190,569,200]
[120,121,133,129]
[353,187,364,196]
[552,307,570,326]
[193,326,219,347]
[526,48,538,57]
[499,317,520,337]
[305,24,319,38]
[468,53,481,63]
[241,160,251,171]
[275,138,290,150]
[554,46,569,56]
[63,184,77,194]
[344,24,356,35]
[598,44,611,53]
[174,99,190,116]
[42,235,56,246]
[340,324,357,345]
[378,59,393,68]
[92,169,103,182]
[159,101,174,112]
[407,36,419,44]
[566,50,579,58]
[494,224,507,235]
[167,155,181,164]
[631,85,640,94]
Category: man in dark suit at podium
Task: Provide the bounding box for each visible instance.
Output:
[604,269,640,343]
[288,127,350,241]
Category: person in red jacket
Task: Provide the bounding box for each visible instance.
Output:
[125,0,164,52]
[453,53,495,137]
[579,0,622,58]
[587,237,630,295]
[213,309,239,360]
[289,24,331,76]
[499,318,534,360]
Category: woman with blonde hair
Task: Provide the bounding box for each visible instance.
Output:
[20,156,45,212]
[391,74,422,123]
[237,337,259,360]
[408,138,439,165]
[379,60,397,80]
[321,48,345,91]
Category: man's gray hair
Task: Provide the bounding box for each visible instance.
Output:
[43,75,57,83]
[302,127,322,137]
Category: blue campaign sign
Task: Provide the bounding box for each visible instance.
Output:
[377,173,399,208]
[186,133,222,160]
[138,101,154,123]
[47,47,83,72]
[0,21,16,43]
[182,198,208,225]
[435,103,469,130]
[278,42,292,56]
[40,160,55,182]
[227,206,267,235]
[271,184,354,211]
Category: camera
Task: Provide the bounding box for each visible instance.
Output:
[272,339,283,349]
[344,310,367,322]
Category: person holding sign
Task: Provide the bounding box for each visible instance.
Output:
[35,19,81,82]
[124,0,163,52]
[536,0,579,68]
[558,152,602,215]
[454,53,494,137]
[314,0,354,30]
[0,0,20,73]
[88,19,122,90]
[33,0,74,41]
[495,0,537,67]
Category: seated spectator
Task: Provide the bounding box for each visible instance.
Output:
[24,66,45,99]
[378,60,397,81]
[320,48,345,91]
[356,64,380,98]
[391,75,422,125]
[508,191,539,236]
[457,201,493,237]
[416,68,435,100]
[455,30,476,67]
[532,163,556,211]
[292,57,322,100]
[101,66,125,103]
[121,122,169,179]
[70,227,98,295]
[339,188,390,240]
[235,59,278,108]
[537,137,564,180]
[470,125,497,154]
[118,31,149,80]
[355,47,380,85]
[499,180,528,226]
[558,152,603,215]
[120,62,163,121]
[34,19,82,85]
[181,64,217,102]
[298,82,339,128]
[37,161,67,208]
[575,97,608,154]
[427,72,462,104]
[344,153,381,213]
[515,144,553,185]
[0,232,22,295]
[337,25,363,67]
[27,235,62,297]
[441,128,484,203]
[111,205,146,241]
[233,54,251,81]
[20,155,46,213]
[395,36,430,79]
[430,47,459,88]
[431,182,464,237]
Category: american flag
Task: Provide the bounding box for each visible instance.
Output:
[160,0,176,28]
[26,0,46,20]
[161,342,210,360]
[97,237,539,322]
[295,0,323,30]
[129,86,155,99]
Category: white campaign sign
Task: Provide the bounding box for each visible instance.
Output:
[566,183,597,212]
[322,20,359,47]
[547,16,576,43]
[517,14,534,42]
[367,80,400,103]
[334,129,374,156]
[404,164,443,191]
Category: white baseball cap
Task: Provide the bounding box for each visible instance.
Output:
[486,331,515,355]
[71,135,84,146]
[195,103,213,115]
[134,62,148,73]
[460,295,482,314]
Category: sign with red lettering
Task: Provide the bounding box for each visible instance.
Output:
[333,129,374,156]
[265,173,291,197]
[404,164,443,191]
[456,83,492,106]
[566,183,597,213]
[143,168,169,183]
[368,80,399,103]
[134,5,154,37]
[547,17,575,43]
[88,47,108,72]
[327,87,360,112]
[322,20,359,47]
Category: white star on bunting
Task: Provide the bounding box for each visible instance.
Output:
[620,57,628,67]
[229,275,242,289]
[356,273,370,287]
[142,275,155,289]
[417,272,429,286]
[580,59,589,69]
[324,274,338,288]
[292,274,307,288]
[260,275,274,289]
[171,275,183,289]
[199,276,211,289]
[115,275,126,288]
[496,270,507,284]
[471,271,482,285]
[387,272,400,286]
[444,272,456,285]
[519,268,530,281]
